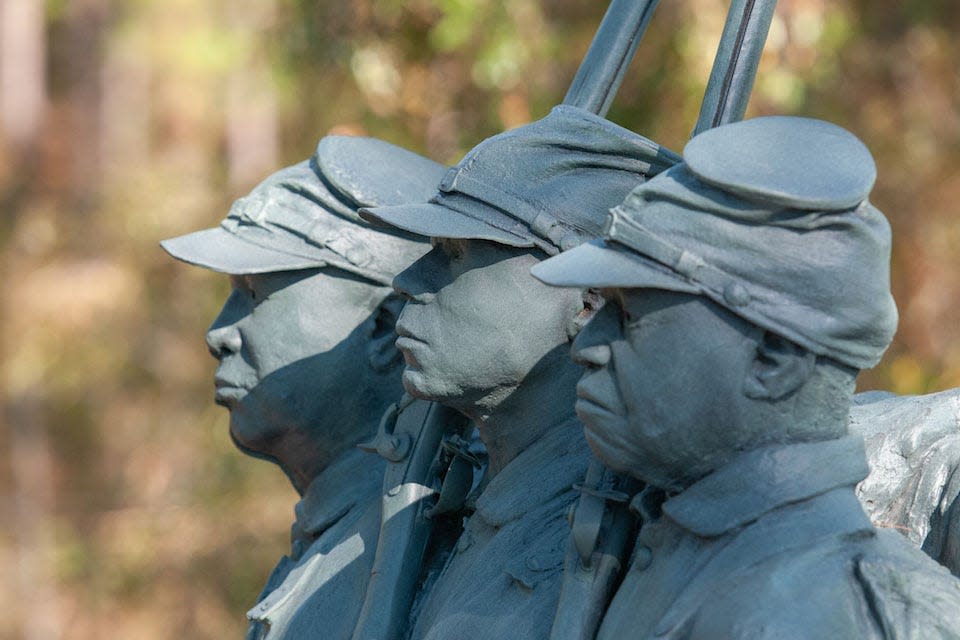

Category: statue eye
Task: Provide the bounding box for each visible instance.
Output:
[239,276,259,302]
[623,310,644,328]
[440,239,464,260]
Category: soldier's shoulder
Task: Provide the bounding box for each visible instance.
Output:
[693,529,960,639]
[684,541,884,640]
[858,528,960,638]
[852,387,960,571]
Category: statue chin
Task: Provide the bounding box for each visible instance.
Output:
[225,398,287,458]
[401,367,454,404]
[227,418,279,465]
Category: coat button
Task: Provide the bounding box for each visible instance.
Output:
[631,546,653,571]
[723,282,751,307]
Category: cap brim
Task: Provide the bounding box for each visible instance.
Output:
[160,227,327,275]
[360,201,534,247]
[531,239,700,293]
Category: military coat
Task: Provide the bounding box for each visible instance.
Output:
[406,419,591,640]
[246,447,384,640]
[598,436,960,640]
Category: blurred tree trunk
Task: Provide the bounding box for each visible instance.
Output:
[101,34,150,179]
[64,0,108,212]
[225,0,278,190]
[1,3,58,639]
[6,395,61,640]
[0,0,46,151]
[226,64,278,190]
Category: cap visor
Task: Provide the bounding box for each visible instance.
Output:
[531,239,700,292]
[360,202,533,247]
[160,227,327,275]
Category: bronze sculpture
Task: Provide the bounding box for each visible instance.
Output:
[161,135,444,639]
[357,105,677,639]
[532,115,960,638]
[157,2,960,636]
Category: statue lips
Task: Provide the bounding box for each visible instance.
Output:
[574,371,622,421]
[394,320,427,369]
[214,376,249,406]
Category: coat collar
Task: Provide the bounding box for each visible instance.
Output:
[292,446,385,544]
[662,435,871,537]
[473,417,590,528]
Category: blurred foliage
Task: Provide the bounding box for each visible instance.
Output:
[0,0,957,638]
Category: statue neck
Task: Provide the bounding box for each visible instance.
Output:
[271,407,381,496]
[465,346,582,479]
[273,434,343,496]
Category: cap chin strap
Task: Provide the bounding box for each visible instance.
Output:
[218,216,394,286]
[603,206,753,309]
[438,169,586,256]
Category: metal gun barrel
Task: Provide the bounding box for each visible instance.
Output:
[692,0,778,137]
[563,0,661,116]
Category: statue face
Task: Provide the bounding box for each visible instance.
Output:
[572,288,756,490]
[391,239,581,409]
[205,268,384,459]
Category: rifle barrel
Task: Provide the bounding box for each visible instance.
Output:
[563,0,661,117]
[692,0,778,137]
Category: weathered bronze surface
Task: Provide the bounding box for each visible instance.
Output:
[161,2,960,637]
[533,115,960,638]
[162,136,444,639]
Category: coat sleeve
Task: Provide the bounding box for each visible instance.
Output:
[682,551,887,640]
[854,544,960,640]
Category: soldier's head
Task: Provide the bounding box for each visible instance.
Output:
[532,117,897,491]
[360,106,679,415]
[161,136,443,487]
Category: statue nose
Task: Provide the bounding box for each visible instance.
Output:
[573,343,611,368]
[571,302,619,368]
[392,246,446,304]
[392,271,435,304]
[206,324,242,358]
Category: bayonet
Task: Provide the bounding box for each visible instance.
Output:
[692,0,778,137]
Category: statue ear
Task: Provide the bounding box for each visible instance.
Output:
[367,293,405,372]
[567,288,605,340]
[743,331,816,401]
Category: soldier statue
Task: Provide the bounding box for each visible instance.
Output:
[356,104,678,639]
[160,136,444,639]
[532,115,960,638]
[852,388,960,576]
[158,2,960,636]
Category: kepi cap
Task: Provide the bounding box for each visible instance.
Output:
[532,116,897,369]
[361,105,681,256]
[161,136,446,285]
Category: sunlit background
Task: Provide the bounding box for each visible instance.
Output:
[0,1,958,637]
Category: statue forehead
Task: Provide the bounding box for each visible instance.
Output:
[434,240,549,297]
[613,287,743,335]
[235,264,383,305]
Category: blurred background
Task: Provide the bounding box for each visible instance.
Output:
[0,0,957,637]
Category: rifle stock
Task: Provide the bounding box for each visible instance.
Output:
[352,397,469,640]
[551,457,639,640]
